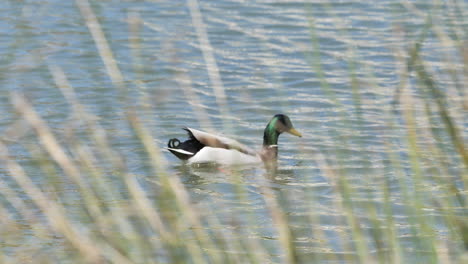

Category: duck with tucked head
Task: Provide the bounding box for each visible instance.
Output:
[167,114,302,165]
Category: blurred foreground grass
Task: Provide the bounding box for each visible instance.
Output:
[0,0,467,263]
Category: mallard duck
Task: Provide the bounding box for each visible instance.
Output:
[167,114,302,165]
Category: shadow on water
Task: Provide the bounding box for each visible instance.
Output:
[171,161,299,187]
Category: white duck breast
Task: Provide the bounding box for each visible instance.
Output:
[187,147,262,165]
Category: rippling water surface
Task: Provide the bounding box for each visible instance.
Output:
[1,0,466,262]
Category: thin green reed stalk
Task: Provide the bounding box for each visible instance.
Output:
[402,58,439,262]
[389,19,427,263]
[397,14,463,262]
[407,14,467,260]
[323,3,397,261]
[419,80,466,211]
[413,52,468,165]
[306,5,373,263]
[406,16,467,168]
[360,70,403,263]
[309,150,354,263]
[2,1,466,263]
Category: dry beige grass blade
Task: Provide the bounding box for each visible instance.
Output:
[127,112,217,263]
[175,66,214,131]
[127,112,168,174]
[124,173,172,241]
[48,65,155,258]
[259,184,297,264]
[50,64,127,174]
[10,92,136,253]
[0,142,132,264]
[11,93,83,183]
[75,0,125,90]
[167,175,224,264]
[187,0,229,118]
[11,93,102,209]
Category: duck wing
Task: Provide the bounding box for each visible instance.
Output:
[185,127,257,156]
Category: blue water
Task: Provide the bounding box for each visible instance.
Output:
[0,0,466,262]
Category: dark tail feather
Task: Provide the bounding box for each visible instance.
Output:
[167,138,194,160]
[168,138,181,149]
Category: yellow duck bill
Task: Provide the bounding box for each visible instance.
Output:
[287,128,302,137]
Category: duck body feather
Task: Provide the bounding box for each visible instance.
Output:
[167,127,261,165]
[167,114,301,166]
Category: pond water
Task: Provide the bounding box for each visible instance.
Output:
[1,0,466,262]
